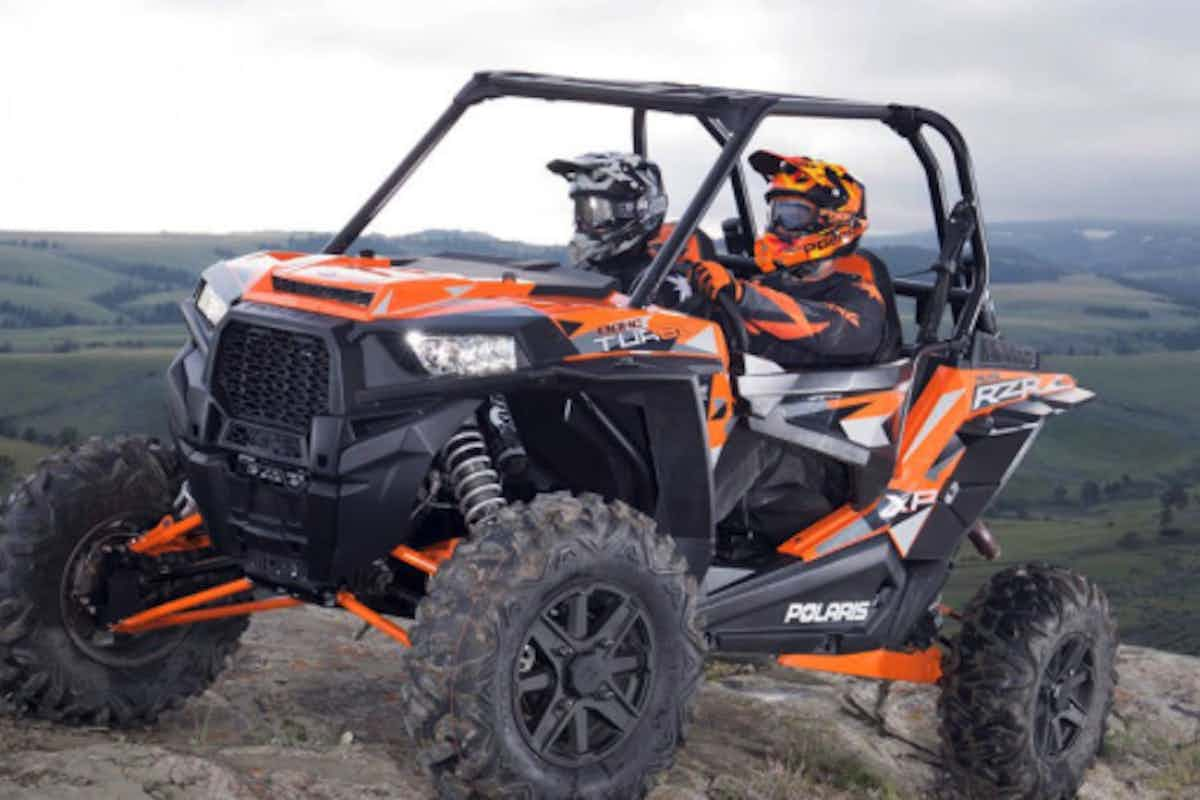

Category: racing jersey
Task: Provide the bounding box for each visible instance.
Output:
[734,250,892,367]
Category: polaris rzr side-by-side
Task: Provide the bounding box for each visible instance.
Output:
[0,72,1115,799]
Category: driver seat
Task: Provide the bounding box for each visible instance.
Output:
[858,248,903,365]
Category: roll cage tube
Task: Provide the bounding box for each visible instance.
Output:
[696,115,758,250]
[323,71,991,345]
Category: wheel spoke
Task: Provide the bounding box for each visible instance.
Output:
[609,655,642,675]
[1062,668,1090,695]
[572,706,590,755]
[1050,716,1066,755]
[568,589,590,640]
[530,701,574,753]
[1061,638,1088,674]
[528,617,574,657]
[519,669,553,695]
[591,680,638,733]
[591,599,641,650]
[1045,648,1066,682]
[1059,699,1087,730]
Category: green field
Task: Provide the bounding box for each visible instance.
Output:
[0,232,287,332]
[0,436,52,480]
[993,273,1200,353]
[945,499,1200,654]
[1006,350,1200,502]
[0,348,176,439]
[0,245,132,295]
[0,324,185,353]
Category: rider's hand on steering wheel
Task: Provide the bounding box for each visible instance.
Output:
[691,260,743,302]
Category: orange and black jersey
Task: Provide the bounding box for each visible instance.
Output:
[736,250,897,367]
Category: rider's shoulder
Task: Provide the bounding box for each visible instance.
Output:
[832,249,883,282]
[648,222,716,262]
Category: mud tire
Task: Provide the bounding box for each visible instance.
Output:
[939,563,1117,799]
[0,436,247,726]
[401,492,704,799]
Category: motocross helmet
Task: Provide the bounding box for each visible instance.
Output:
[547,152,668,268]
[748,150,868,274]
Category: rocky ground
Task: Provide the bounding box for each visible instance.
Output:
[0,608,1196,799]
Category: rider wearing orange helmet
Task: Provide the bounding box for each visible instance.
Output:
[691,150,897,367]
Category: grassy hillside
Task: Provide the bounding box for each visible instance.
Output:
[1006,350,1200,502]
[944,498,1200,655]
[994,274,1200,354]
[0,348,176,439]
[0,245,131,294]
[0,436,52,482]
[0,324,184,353]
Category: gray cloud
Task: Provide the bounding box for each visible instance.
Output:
[0,0,1194,239]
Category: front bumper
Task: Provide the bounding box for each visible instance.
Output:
[168,301,482,594]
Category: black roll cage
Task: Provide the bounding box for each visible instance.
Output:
[324,70,993,347]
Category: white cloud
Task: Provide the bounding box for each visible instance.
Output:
[0,0,1195,246]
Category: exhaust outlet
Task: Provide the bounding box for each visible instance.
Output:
[967,521,1001,561]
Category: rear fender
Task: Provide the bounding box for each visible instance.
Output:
[777,366,1092,563]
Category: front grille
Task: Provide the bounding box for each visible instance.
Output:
[214,322,331,433]
[272,277,374,307]
[224,421,304,460]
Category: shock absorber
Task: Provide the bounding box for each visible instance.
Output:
[483,394,529,478]
[441,421,506,531]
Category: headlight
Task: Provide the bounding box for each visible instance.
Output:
[195,282,230,327]
[405,332,518,376]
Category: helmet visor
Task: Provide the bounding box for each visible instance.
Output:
[768,197,820,235]
[575,195,637,232]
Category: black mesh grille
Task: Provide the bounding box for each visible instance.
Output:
[272,277,375,307]
[224,421,304,460]
[214,322,331,433]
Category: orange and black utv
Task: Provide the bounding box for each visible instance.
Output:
[0,73,1115,799]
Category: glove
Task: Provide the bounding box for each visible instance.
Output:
[691,260,742,302]
[657,272,694,308]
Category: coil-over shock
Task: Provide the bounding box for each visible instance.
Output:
[440,396,525,532]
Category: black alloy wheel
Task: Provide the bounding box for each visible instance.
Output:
[401,493,704,799]
[938,563,1117,799]
[514,581,655,767]
[1034,634,1096,760]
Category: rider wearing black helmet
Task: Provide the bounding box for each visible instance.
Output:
[547,152,670,293]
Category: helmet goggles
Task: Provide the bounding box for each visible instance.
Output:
[573,194,643,233]
[767,197,821,238]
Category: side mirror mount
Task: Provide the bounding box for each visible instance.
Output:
[721,217,751,256]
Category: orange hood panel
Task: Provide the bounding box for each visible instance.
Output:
[226,250,727,367]
[237,251,619,322]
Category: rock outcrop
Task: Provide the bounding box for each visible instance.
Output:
[0,608,1195,799]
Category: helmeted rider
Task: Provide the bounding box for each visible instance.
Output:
[547,152,668,292]
[548,152,708,303]
[689,150,897,367]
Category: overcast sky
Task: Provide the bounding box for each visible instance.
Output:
[1,0,1196,244]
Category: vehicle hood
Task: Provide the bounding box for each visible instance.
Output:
[231,251,619,321]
